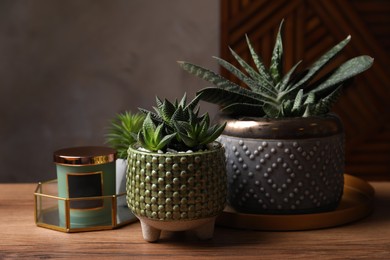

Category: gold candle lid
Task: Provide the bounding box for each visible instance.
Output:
[53,146,117,166]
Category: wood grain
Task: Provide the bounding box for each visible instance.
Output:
[1,183,390,259]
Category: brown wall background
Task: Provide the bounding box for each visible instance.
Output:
[0,0,220,182]
[220,0,390,180]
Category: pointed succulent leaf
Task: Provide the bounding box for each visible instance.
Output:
[197,87,262,108]
[137,130,146,148]
[174,121,191,134]
[142,113,156,137]
[179,92,187,108]
[155,96,163,108]
[178,61,244,91]
[277,60,302,92]
[270,20,284,84]
[171,105,188,123]
[293,35,352,89]
[138,108,163,125]
[311,55,374,96]
[313,85,343,115]
[263,103,281,118]
[225,48,277,96]
[185,93,201,111]
[292,89,304,112]
[304,92,315,105]
[179,134,197,148]
[280,99,293,117]
[245,34,274,88]
[153,123,164,143]
[160,99,176,123]
[199,114,211,137]
[213,55,259,92]
[157,133,177,149]
[179,61,274,103]
[302,103,315,117]
[200,122,226,145]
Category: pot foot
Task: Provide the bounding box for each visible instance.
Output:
[140,220,161,243]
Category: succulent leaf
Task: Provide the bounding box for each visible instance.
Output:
[277,60,302,92]
[245,34,274,88]
[197,87,263,107]
[226,48,277,96]
[292,89,304,112]
[294,35,352,90]
[178,61,242,90]
[311,55,374,96]
[137,93,225,151]
[179,20,373,118]
[270,20,284,84]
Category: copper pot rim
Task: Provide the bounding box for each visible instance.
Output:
[217,113,344,139]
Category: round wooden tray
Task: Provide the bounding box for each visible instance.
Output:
[216,174,375,231]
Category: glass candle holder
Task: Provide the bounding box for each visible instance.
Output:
[53,146,116,228]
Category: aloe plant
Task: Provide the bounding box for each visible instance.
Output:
[105,111,145,159]
[138,93,226,152]
[178,20,374,118]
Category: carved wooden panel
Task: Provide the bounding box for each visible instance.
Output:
[221,0,390,180]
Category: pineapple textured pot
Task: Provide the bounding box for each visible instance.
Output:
[219,114,344,214]
[126,142,226,242]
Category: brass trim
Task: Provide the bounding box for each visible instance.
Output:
[34,180,138,233]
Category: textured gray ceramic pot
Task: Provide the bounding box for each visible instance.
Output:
[218,114,344,214]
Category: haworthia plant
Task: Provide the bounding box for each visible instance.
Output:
[178,20,374,118]
[138,93,226,152]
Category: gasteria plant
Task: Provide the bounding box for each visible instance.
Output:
[105,111,145,159]
[178,20,374,118]
[137,93,226,152]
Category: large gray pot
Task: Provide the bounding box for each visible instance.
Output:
[218,114,344,214]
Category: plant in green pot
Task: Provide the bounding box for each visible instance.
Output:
[126,94,227,242]
[178,21,373,214]
[106,111,145,206]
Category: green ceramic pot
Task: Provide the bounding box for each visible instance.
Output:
[54,146,116,228]
[126,141,226,242]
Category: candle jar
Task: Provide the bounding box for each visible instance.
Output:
[53,146,116,228]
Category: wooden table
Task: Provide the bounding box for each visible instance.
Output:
[1,181,390,259]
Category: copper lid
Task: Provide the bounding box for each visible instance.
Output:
[53,146,117,165]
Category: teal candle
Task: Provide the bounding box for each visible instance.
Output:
[53,146,116,229]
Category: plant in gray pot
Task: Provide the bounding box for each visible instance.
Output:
[126,94,227,242]
[178,20,373,214]
[106,111,145,206]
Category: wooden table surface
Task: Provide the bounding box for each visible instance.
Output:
[1,181,390,259]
